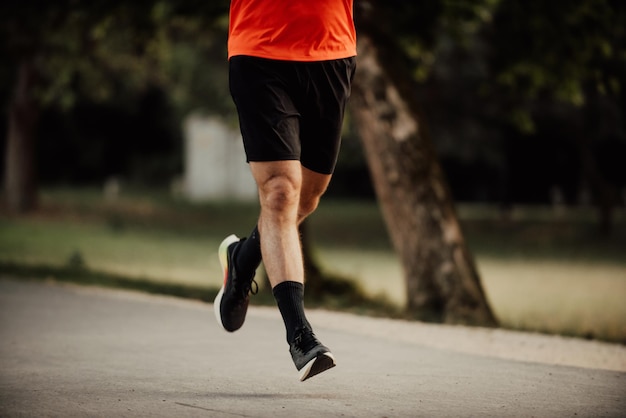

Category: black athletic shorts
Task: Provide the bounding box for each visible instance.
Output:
[229,55,356,174]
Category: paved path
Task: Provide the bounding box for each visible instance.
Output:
[1,278,624,417]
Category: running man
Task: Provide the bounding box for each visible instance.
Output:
[214,0,357,381]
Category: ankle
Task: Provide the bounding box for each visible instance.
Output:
[273,281,311,343]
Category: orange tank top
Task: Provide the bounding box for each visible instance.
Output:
[228,0,357,61]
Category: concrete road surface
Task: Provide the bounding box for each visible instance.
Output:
[1,278,624,417]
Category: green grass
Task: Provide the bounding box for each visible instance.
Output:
[0,217,222,288]
[1,187,625,343]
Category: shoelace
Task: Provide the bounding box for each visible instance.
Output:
[292,328,318,353]
[247,278,259,296]
[233,276,258,299]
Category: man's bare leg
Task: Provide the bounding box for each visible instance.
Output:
[250,160,335,381]
[250,162,332,284]
[250,160,304,288]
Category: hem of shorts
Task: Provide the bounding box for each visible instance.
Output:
[246,156,301,164]
[245,157,333,174]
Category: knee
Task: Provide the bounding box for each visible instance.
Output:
[259,175,300,214]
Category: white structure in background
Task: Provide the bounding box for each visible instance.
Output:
[183,114,257,201]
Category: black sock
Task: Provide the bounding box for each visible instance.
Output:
[234,226,262,279]
[273,281,311,343]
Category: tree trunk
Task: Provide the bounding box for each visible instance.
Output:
[350,35,497,326]
[4,59,39,213]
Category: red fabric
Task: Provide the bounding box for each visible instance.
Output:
[228,0,356,61]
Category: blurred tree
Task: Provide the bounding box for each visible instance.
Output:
[485,0,626,234]
[351,0,624,322]
[0,0,230,212]
[352,0,498,325]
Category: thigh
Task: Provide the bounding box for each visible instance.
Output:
[229,56,301,163]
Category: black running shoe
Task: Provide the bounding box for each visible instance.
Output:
[289,327,336,381]
[214,235,257,332]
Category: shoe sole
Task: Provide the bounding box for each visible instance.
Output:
[299,352,336,382]
[213,234,240,332]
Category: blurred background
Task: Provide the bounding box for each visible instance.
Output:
[1,1,625,343]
